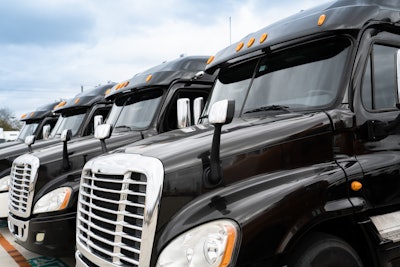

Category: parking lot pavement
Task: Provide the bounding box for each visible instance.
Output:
[0,219,75,267]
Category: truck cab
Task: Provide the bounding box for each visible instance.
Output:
[76,1,400,266]
[7,56,214,256]
[0,101,60,150]
[0,83,114,218]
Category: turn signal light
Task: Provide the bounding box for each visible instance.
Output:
[146,74,153,82]
[20,113,27,119]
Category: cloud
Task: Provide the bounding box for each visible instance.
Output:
[0,0,95,45]
[0,0,332,117]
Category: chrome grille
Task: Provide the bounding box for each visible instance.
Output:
[76,153,164,267]
[9,154,39,218]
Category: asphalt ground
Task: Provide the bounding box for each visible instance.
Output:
[0,219,75,267]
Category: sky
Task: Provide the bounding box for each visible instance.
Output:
[0,0,332,119]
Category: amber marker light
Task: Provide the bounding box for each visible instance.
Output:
[115,83,123,90]
[207,55,215,65]
[20,113,27,119]
[105,88,111,95]
[74,98,80,104]
[247,37,255,48]
[57,101,67,108]
[318,14,326,26]
[236,42,244,52]
[351,181,362,191]
[146,74,153,82]
[220,224,238,267]
[60,188,72,210]
[260,33,268,44]
[30,112,35,117]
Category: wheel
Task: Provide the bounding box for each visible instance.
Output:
[289,232,363,267]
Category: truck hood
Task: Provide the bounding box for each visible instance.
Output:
[122,111,336,175]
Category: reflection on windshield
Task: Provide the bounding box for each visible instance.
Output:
[50,113,85,138]
[105,89,163,132]
[203,37,351,118]
[18,122,39,141]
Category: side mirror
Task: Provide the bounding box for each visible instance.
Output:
[25,135,36,152]
[93,115,104,131]
[177,98,191,129]
[193,97,204,125]
[209,99,235,125]
[25,135,35,146]
[205,99,235,188]
[94,124,112,140]
[42,125,51,140]
[95,124,112,153]
[61,129,72,142]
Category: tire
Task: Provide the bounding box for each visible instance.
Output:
[289,232,364,267]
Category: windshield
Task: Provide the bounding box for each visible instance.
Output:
[49,112,86,138]
[203,37,351,117]
[105,89,163,132]
[17,122,39,141]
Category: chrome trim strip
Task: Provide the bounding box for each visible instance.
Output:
[371,211,400,242]
[76,153,164,267]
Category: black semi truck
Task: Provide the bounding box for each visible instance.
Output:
[7,56,214,256]
[0,101,60,150]
[75,1,400,266]
[0,83,114,218]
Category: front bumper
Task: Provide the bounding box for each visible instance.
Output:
[8,211,76,257]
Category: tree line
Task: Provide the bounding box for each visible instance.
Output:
[0,108,22,130]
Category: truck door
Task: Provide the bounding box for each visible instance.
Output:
[354,30,400,216]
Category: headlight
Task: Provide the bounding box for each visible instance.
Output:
[33,187,72,214]
[0,175,10,191]
[156,220,240,267]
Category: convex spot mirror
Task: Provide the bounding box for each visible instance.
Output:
[209,99,235,125]
[95,124,112,140]
[42,125,51,140]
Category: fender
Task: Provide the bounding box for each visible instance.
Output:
[156,161,366,265]
[32,168,81,212]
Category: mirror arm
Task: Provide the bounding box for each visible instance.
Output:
[208,124,223,185]
[63,140,70,170]
[100,140,108,153]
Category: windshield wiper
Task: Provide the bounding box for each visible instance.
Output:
[244,105,291,114]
